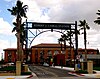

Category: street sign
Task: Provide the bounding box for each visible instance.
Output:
[32,22,71,29]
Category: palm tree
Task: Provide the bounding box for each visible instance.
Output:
[94,10,100,24]
[78,20,90,62]
[58,30,76,66]
[8,0,28,61]
[58,37,64,51]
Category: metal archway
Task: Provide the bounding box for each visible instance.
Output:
[24,21,78,56]
[29,29,66,47]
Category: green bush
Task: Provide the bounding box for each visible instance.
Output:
[0,66,16,71]
[21,72,32,75]
[75,70,88,74]
[94,67,100,71]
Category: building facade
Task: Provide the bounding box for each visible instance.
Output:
[3,48,31,63]
[3,43,100,66]
[31,43,74,65]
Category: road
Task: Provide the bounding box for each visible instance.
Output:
[28,65,99,79]
[28,65,82,78]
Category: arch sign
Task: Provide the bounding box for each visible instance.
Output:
[24,21,78,56]
[32,22,71,29]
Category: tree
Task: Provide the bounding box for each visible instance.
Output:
[58,30,79,66]
[58,37,64,51]
[78,20,90,62]
[8,0,28,61]
[58,30,79,49]
[94,10,100,24]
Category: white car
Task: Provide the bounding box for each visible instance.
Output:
[43,62,49,67]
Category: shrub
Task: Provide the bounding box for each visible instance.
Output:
[0,66,16,71]
[75,70,88,74]
[94,67,100,71]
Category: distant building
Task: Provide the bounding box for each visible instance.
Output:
[3,48,31,63]
[3,43,74,65]
[31,43,74,64]
[3,43,100,66]
[78,48,100,66]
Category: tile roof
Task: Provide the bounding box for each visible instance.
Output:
[31,43,70,48]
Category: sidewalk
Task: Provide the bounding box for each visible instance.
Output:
[0,66,100,79]
[51,66,100,78]
[0,68,37,79]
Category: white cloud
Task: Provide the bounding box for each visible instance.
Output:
[0,40,9,50]
[9,0,100,51]
[0,18,13,35]
[0,18,16,59]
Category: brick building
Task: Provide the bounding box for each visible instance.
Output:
[31,43,74,64]
[4,48,16,63]
[3,48,31,63]
[3,43,100,66]
[3,43,74,64]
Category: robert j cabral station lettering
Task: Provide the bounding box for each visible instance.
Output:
[32,22,71,29]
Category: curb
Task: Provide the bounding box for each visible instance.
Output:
[68,72,100,78]
[68,72,85,77]
[27,68,37,78]
[27,75,33,78]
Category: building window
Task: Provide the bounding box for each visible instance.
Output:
[54,50,59,55]
[40,50,44,64]
[61,50,65,54]
[40,50,44,55]
[48,50,52,56]
[90,52,93,54]
[8,52,11,62]
[35,50,38,56]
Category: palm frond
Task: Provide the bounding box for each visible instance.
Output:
[17,0,23,9]
[94,10,100,25]
[96,10,100,15]
[94,19,100,24]
[86,25,90,29]
[12,27,17,32]
[13,22,17,26]
[78,20,84,26]
[7,9,12,12]
[98,10,100,12]
[96,13,100,15]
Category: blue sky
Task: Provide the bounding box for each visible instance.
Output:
[0,0,14,23]
[0,0,100,59]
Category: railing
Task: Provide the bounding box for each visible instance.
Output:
[82,54,100,59]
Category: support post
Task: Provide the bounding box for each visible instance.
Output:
[74,21,78,70]
[81,62,84,70]
[87,61,93,74]
[16,61,21,76]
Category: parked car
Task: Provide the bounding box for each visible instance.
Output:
[43,62,49,67]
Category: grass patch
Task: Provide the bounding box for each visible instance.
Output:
[93,67,100,71]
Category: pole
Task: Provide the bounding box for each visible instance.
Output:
[75,21,78,69]
[25,19,28,63]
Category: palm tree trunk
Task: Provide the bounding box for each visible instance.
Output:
[84,27,87,62]
[16,17,23,61]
